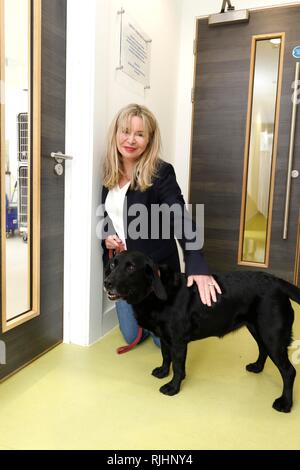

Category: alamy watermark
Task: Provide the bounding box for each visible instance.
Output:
[96,199,204,250]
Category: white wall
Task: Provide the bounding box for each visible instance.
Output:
[65,0,101,345]
[174,0,300,200]
[106,0,182,165]
[65,0,182,345]
[102,0,183,332]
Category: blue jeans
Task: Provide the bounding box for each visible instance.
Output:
[115,300,161,348]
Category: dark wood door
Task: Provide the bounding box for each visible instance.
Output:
[0,0,66,379]
[190,5,300,284]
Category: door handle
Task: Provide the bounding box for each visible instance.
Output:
[50,151,73,176]
[283,62,300,240]
[50,151,73,162]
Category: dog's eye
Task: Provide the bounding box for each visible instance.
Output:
[110,262,115,270]
[127,264,136,272]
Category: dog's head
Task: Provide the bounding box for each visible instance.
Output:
[104,251,167,304]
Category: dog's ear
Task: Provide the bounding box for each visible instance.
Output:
[145,262,167,301]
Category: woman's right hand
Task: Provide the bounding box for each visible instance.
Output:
[105,234,125,252]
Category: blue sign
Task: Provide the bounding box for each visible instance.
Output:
[292,46,300,58]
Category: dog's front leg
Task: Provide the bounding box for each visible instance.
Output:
[159,344,187,396]
[152,340,171,379]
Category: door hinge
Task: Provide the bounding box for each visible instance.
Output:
[193,38,197,55]
[191,87,195,103]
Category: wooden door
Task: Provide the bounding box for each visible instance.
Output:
[190,5,300,284]
[0,0,66,379]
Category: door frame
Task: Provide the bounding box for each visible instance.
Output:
[0,0,66,382]
[0,0,41,332]
[64,0,110,346]
[237,31,285,269]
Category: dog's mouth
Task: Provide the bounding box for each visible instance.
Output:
[104,283,123,301]
[107,291,122,301]
[104,283,131,302]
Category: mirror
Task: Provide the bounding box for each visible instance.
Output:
[239,35,284,265]
[1,0,41,329]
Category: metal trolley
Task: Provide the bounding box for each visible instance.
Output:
[17,112,29,242]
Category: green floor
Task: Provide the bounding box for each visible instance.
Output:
[0,303,299,450]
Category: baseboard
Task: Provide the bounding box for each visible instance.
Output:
[102,304,118,336]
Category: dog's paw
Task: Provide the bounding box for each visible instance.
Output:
[152,366,169,379]
[159,382,180,396]
[272,396,292,413]
[246,362,264,373]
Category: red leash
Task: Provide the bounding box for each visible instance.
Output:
[108,247,143,354]
[116,328,143,354]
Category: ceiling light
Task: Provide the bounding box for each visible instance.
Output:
[270,38,281,45]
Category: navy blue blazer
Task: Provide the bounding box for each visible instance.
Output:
[101,160,209,276]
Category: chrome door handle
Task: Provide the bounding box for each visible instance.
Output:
[50,152,73,176]
[50,151,73,162]
[283,62,300,240]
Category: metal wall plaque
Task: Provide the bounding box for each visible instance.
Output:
[117,9,151,89]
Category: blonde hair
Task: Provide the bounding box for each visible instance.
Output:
[102,104,162,191]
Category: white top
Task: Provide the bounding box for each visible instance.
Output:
[105,181,131,248]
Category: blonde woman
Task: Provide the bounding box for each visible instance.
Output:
[101,104,221,349]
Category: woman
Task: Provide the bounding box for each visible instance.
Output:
[101,104,221,348]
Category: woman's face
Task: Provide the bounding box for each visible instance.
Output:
[117,116,149,163]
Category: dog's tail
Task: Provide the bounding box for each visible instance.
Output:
[278,278,300,304]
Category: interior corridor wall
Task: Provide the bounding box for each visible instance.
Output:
[99,0,183,336]
[65,0,182,345]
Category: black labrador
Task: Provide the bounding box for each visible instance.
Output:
[104,251,299,412]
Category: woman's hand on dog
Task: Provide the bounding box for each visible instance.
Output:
[187,275,222,307]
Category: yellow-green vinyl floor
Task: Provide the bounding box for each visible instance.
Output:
[0,303,299,450]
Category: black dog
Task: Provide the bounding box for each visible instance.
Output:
[104,251,299,412]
